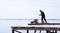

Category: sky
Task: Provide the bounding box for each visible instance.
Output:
[0,0,60,19]
[0,0,60,33]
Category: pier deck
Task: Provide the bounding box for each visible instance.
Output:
[28,23,60,25]
[12,25,60,30]
[11,23,60,33]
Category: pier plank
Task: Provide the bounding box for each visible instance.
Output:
[28,23,60,25]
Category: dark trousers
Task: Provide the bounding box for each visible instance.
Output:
[41,17,47,23]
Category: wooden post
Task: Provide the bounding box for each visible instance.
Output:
[27,30,29,33]
[55,30,57,33]
[34,30,36,33]
[12,29,14,33]
[46,30,48,33]
[46,30,50,33]
[39,30,41,33]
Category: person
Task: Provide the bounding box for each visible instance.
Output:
[39,10,47,23]
[31,19,38,24]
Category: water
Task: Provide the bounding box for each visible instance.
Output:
[0,19,60,33]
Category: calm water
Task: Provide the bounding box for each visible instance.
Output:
[0,19,60,33]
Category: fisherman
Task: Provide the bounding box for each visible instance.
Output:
[31,19,38,24]
[39,10,47,23]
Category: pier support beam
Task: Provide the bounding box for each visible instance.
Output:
[39,30,41,33]
[27,30,29,33]
[34,30,36,33]
[12,29,14,33]
[55,30,57,33]
[46,30,57,33]
[46,30,50,33]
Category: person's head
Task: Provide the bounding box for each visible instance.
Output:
[40,10,42,12]
[34,19,38,22]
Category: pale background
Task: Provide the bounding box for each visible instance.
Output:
[0,0,60,33]
[0,0,60,19]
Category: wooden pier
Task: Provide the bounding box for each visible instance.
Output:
[11,23,60,33]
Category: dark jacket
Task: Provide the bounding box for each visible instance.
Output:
[40,11,45,17]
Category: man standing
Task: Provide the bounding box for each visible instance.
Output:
[39,10,47,23]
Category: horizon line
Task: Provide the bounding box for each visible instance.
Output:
[0,19,60,20]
